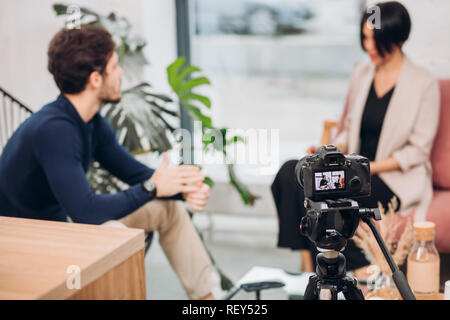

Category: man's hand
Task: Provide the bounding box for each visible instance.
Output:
[150,153,205,197]
[183,183,211,212]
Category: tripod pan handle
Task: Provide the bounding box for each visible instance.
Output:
[392,270,416,300]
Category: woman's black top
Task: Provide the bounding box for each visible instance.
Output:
[359,81,396,161]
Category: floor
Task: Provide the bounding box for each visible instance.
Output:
[145,212,302,300]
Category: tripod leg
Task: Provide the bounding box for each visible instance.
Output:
[342,278,365,300]
[331,289,338,301]
[304,275,320,300]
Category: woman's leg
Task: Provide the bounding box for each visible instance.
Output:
[300,250,315,272]
[271,160,315,271]
[350,174,401,275]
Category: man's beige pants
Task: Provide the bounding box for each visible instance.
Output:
[104,200,214,299]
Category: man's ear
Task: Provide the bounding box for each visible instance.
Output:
[86,71,103,90]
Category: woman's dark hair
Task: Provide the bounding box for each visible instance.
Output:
[360,1,411,57]
[48,24,116,94]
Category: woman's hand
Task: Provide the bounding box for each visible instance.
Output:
[306,145,318,155]
[370,161,378,175]
[369,157,401,175]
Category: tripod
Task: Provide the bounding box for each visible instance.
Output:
[304,248,365,300]
[302,204,416,300]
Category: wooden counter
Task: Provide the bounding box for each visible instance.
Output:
[0,216,146,299]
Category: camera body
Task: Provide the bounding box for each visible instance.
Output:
[295,145,371,202]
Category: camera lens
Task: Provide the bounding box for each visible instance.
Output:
[349,177,361,191]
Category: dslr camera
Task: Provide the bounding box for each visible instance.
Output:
[294,146,416,301]
[295,145,371,202]
[295,145,372,250]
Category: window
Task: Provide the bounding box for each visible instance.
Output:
[189,0,366,178]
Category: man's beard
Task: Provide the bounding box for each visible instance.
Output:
[99,86,121,104]
[101,96,121,104]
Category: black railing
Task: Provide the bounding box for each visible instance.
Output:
[0,86,33,150]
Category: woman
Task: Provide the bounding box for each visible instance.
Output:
[271,1,440,274]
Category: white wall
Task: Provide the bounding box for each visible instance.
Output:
[368,0,450,78]
[0,0,177,111]
[401,0,450,77]
[141,0,178,94]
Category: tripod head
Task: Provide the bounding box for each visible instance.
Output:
[301,198,415,300]
[300,198,381,252]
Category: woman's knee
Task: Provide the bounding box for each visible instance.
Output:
[274,160,299,186]
[280,159,298,175]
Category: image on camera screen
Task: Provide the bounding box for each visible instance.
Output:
[315,171,345,191]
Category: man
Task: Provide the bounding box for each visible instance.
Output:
[0,25,215,300]
[319,175,329,190]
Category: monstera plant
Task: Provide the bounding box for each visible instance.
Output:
[53,3,259,290]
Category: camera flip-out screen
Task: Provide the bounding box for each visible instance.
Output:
[315,170,345,191]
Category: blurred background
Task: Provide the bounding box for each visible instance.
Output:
[1,0,450,299]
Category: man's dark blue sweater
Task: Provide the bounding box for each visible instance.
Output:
[0,94,158,224]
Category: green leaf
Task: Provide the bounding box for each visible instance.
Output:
[181,77,211,92]
[78,6,101,18]
[146,100,179,117]
[117,43,126,61]
[204,177,215,188]
[203,132,214,144]
[122,82,152,94]
[184,104,212,128]
[121,118,143,153]
[168,63,202,92]
[226,135,245,146]
[227,164,260,206]
[53,3,100,20]
[52,4,68,15]
[217,267,235,291]
[167,57,186,89]
[184,93,211,109]
[144,92,173,103]
[102,103,117,120]
[109,108,124,131]
[151,110,176,132]
[178,65,201,83]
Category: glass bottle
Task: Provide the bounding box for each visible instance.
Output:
[407,221,440,295]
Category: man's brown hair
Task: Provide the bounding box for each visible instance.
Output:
[47,24,116,94]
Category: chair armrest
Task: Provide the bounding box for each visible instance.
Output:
[320,120,339,146]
